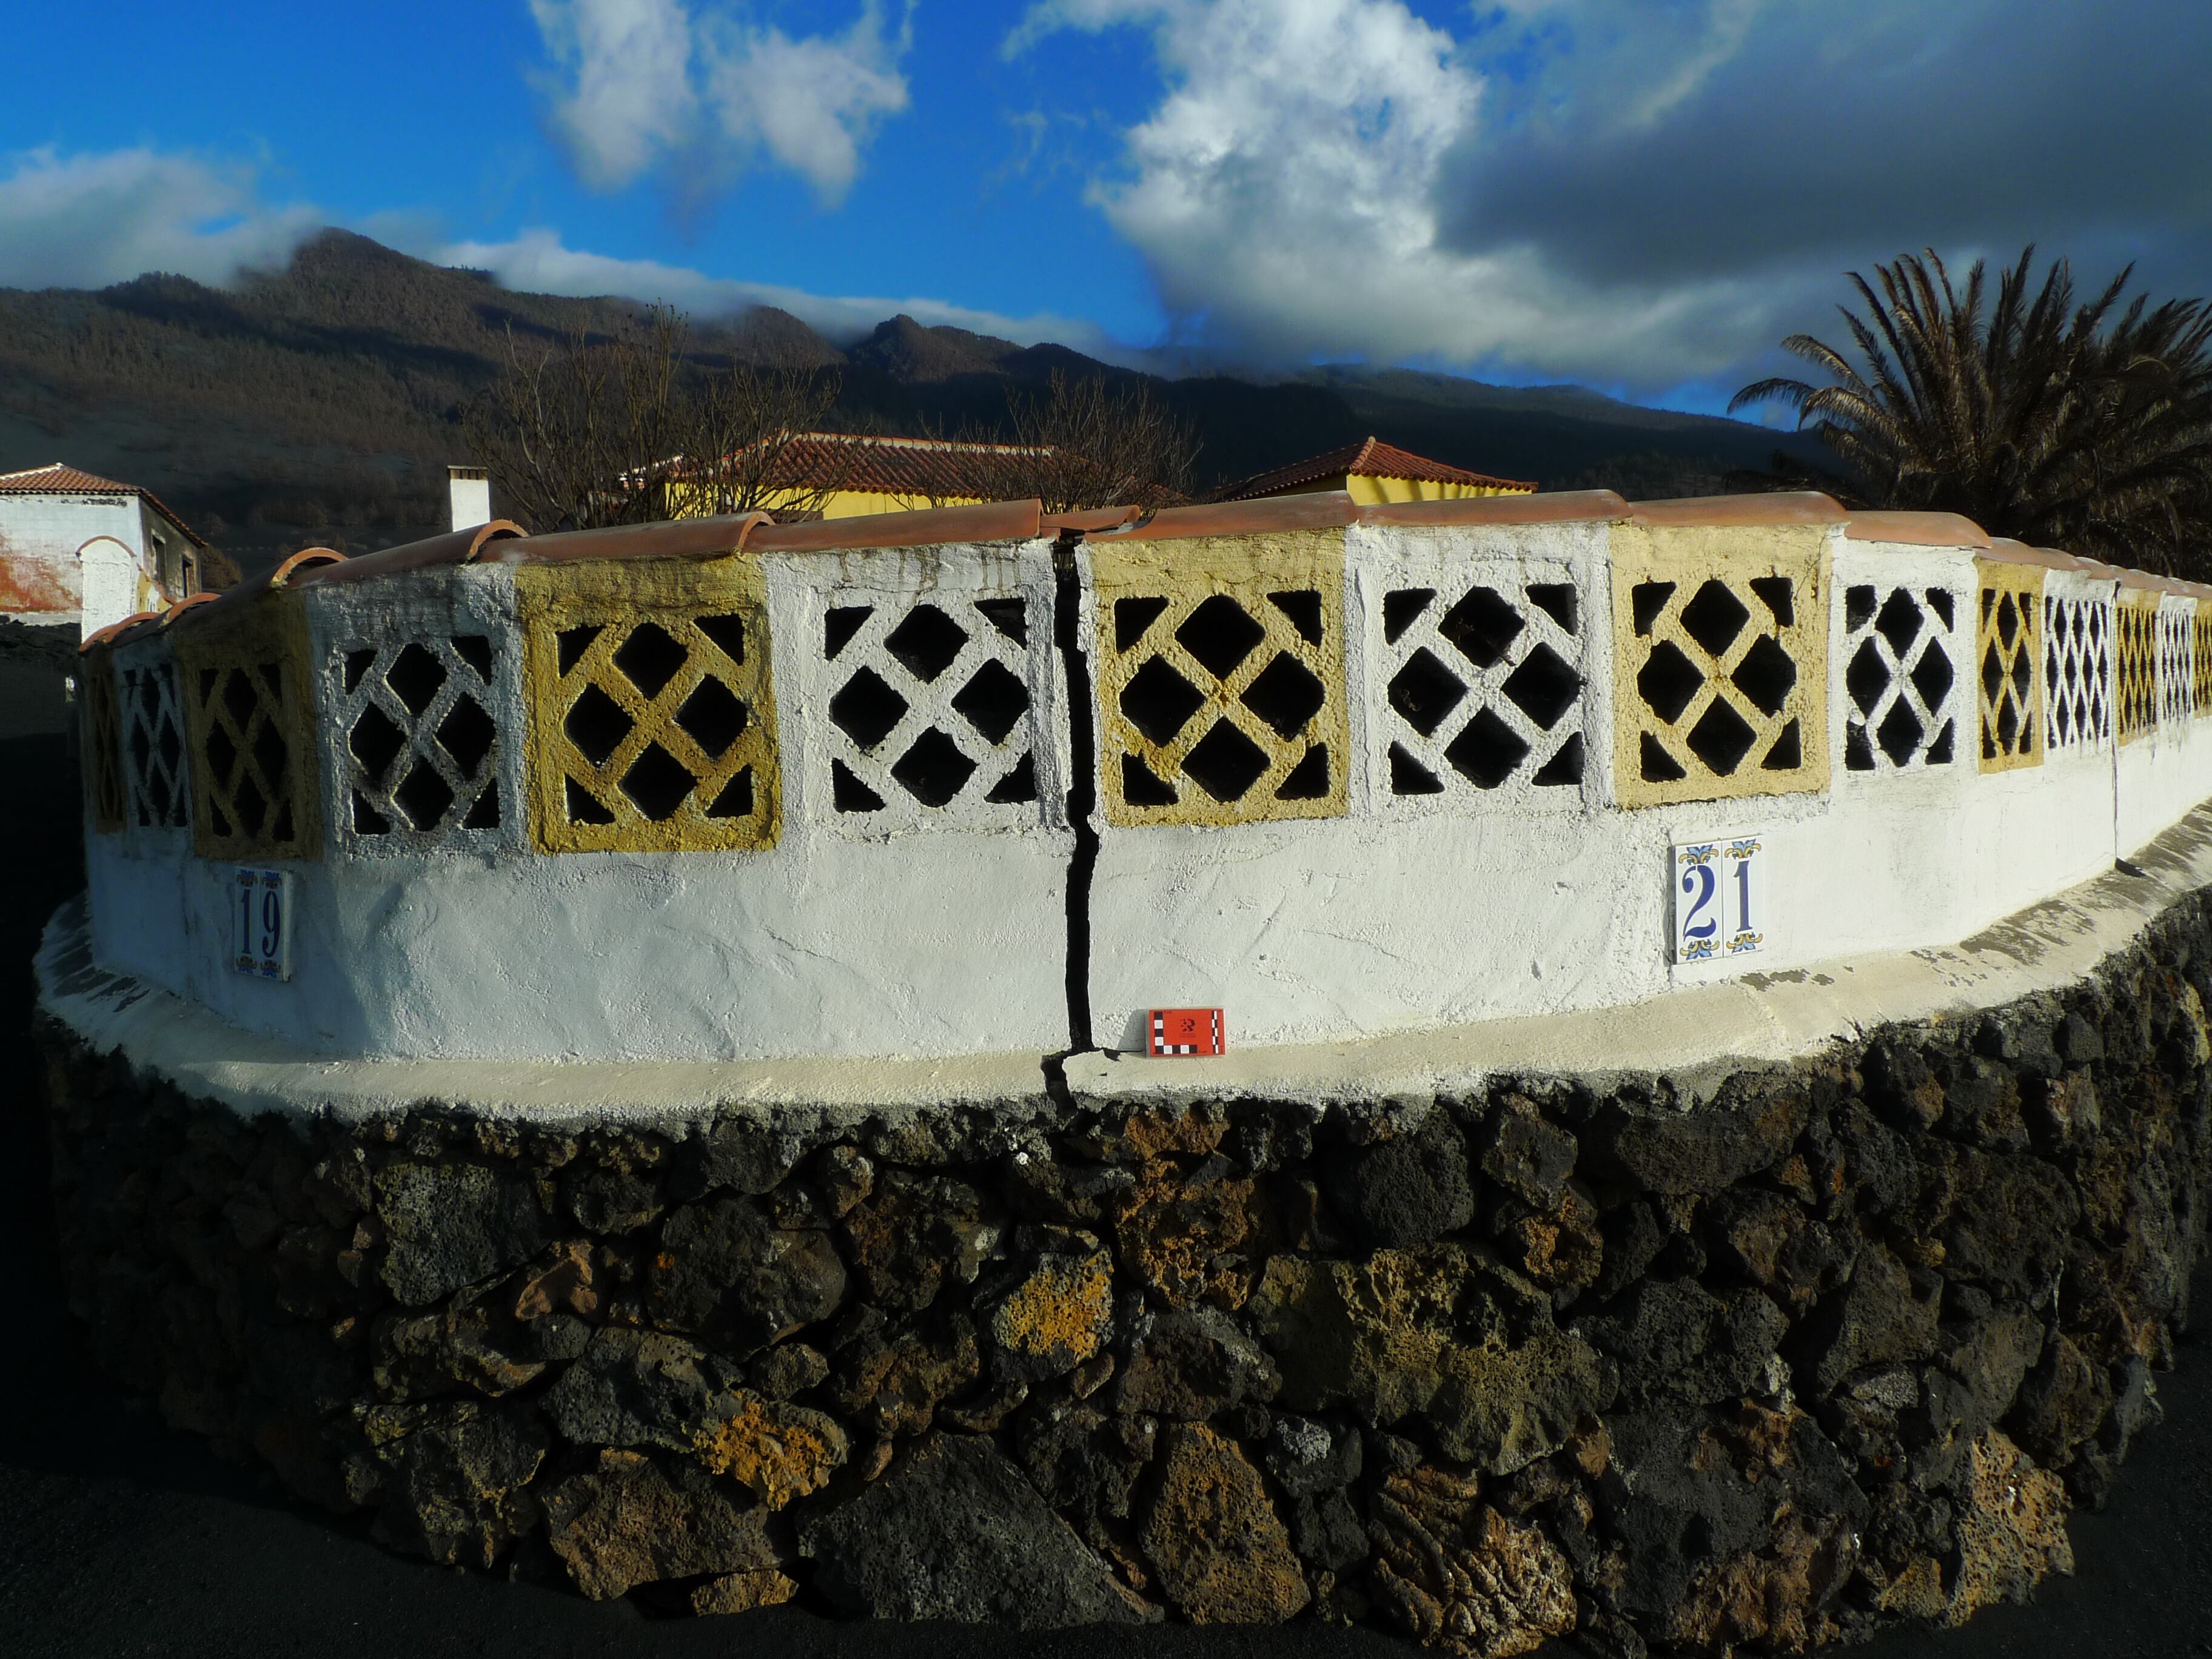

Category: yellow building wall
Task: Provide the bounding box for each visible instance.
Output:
[663,483,988,521]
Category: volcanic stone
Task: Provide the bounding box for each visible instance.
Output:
[1139,1423,1309,1623]
[648,1195,848,1353]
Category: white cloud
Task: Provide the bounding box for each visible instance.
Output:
[0,147,317,290]
[439,226,1117,352]
[528,0,911,206]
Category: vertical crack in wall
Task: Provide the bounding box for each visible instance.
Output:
[1041,531,1102,1108]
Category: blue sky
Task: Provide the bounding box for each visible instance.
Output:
[2,1,2208,414]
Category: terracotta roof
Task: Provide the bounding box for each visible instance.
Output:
[680,434,1047,503]
[0,461,207,547]
[1205,437,1536,503]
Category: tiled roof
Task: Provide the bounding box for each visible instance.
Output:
[1205,437,1537,503]
[0,461,207,546]
[685,434,1047,503]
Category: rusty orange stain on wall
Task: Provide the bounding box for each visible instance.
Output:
[0,556,81,615]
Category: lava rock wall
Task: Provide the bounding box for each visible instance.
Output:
[34,903,2212,1654]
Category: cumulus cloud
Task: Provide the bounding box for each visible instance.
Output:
[1014,0,2212,395]
[529,0,911,206]
[440,226,1116,352]
[0,147,317,290]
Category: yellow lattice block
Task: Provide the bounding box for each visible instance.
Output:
[2115,589,2157,746]
[1091,531,1349,827]
[79,646,125,833]
[1609,525,1829,808]
[2193,604,2212,718]
[172,596,323,859]
[518,557,780,854]
[1972,563,2045,772]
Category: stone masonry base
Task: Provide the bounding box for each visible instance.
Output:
[32,903,2212,1654]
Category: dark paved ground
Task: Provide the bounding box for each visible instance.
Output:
[1,697,2206,1658]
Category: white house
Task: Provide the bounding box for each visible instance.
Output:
[0,463,204,638]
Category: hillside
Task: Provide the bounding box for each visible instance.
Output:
[0,230,1812,574]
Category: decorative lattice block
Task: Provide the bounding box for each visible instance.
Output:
[2043,592,2111,752]
[2116,591,2157,746]
[1091,533,1349,827]
[811,569,1056,830]
[1610,533,1828,807]
[2157,598,2194,726]
[518,559,780,853]
[116,642,191,830]
[2194,605,2212,718]
[79,649,125,833]
[1839,582,1964,771]
[1372,563,1589,802]
[1973,563,2043,771]
[172,600,322,860]
[326,629,511,848]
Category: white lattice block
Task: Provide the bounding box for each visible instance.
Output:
[2159,595,2195,730]
[1829,545,1974,776]
[771,543,1064,834]
[1349,520,1608,810]
[111,635,192,836]
[2042,570,2114,759]
[304,567,526,856]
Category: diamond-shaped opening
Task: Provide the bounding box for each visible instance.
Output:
[565,683,634,768]
[343,648,377,694]
[832,759,885,813]
[1910,642,1954,713]
[1685,698,1757,776]
[557,624,602,677]
[352,789,391,834]
[1532,731,1583,787]
[394,760,455,831]
[436,695,497,775]
[884,604,969,683]
[985,752,1038,803]
[1877,699,1926,766]
[462,779,501,829]
[1182,719,1269,802]
[891,726,978,808]
[2009,644,2032,703]
[1114,596,1170,652]
[1995,592,2019,648]
[1982,643,2005,705]
[620,742,695,820]
[1438,586,1523,669]
[1846,722,1875,772]
[1680,580,1751,658]
[207,798,233,837]
[1875,589,1924,658]
[273,794,297,845]
[1526,583,1577,634]
[1749,576,1795,627]
[951,658,1030,745]
[221,667,260,730]
[452,634,494,683]
[232,771,268,838]
[1501,643,1581,731]
[696,614,747,666]
[1176,595,1266,681]
[1389,742,1444,795]
[1638,640,1705,725]
[1846,638,1892,718]
[386,642,447,717]
[250,720,289,793]
[1845,585,1877,630]
[974,597,1028,645]
[1269,590,1325,646]
[1995,694,2021,755]
[349,705,407,783]
[1241,652,1327,739]
[1388,648,1467,738]
[1641,734,1686,782]
[705,767,754,819]
[1444,707,1529,789]
[824,606,871,661]
[1276,743,1329,800]
[1122,752,1178,806]
[1631,581,1675,637]
[1927,720,1956,764]
[206,722,236,782]
[830,666,908,751]
[1927,588,1956,629]
[157,714,182,774]
[1120,657,1205,746]
[674,677,747,760]
[613,622,688,700]
[565,777,616,824]
[1383,589,1434,645]
[1761,718,1803,771]
[1732,635,1796,717]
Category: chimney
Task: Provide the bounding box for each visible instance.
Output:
[448,465,492,532]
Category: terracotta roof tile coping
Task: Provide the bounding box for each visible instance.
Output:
[744,498,1044,553]
[1087,491,1362,541]
[1042,505,1148,534]
[166,548,344,635]
[1360,489,1631,528]
[292,521,526,586]
[1980,538,2085,574]
[80,611,166,652]
[489,513,771,565]
[1625,492,1848,528]
[1840,511,1992,548]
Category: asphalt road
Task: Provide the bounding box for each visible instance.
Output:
[1,711,2207,1659]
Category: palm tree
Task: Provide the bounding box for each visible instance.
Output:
[1731,248,2212,574]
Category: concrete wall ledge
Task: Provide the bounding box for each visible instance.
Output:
[39,799,2212,1128]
